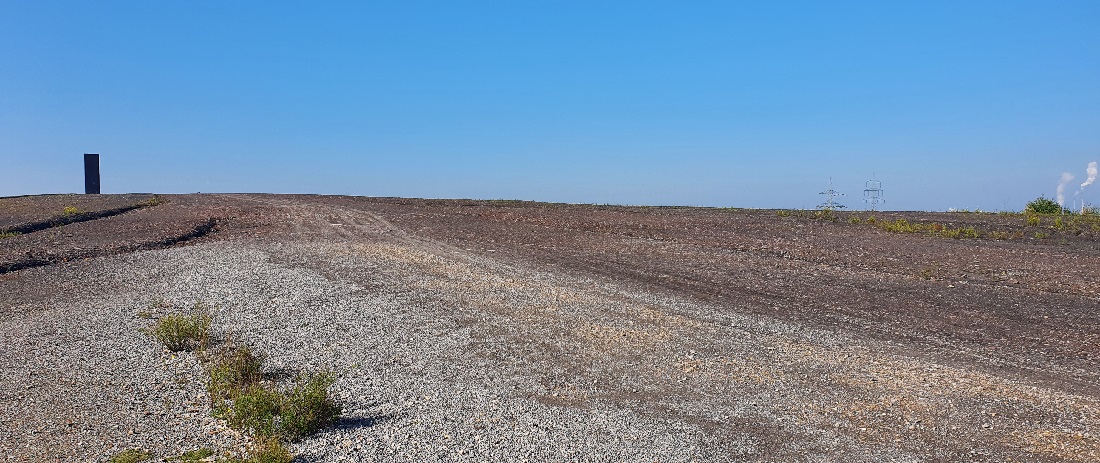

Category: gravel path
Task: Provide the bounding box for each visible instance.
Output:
[2,194,1098,462]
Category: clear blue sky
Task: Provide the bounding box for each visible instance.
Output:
[2,1,1098,211]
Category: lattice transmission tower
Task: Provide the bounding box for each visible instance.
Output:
[818,177,846,209]
[863,178,884,211]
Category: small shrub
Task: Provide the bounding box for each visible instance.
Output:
[0,231,20,240]
[142,195,165,207]
[1026,214,1041,226]
[848,216,862,224]
[149,308,211,352]
[989,231,1010,240]
[941,228,961,239]
[1033,231,1049,239]
[961,227,979,238]
[62,206,80,216]
[775,210,791,217]
[279,373,342,441]
[208,346,265,415]
[228,383,285,438]
[1054,216,1065,230]
[109,449,153,463]
[866,216,876,224]
[1025,196,1064,214]
[919,269,933,280]
[225,373,341,441]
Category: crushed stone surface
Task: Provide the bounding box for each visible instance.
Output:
[1,193,1098,462]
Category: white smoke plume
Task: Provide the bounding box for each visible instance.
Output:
[1081,161,1098,189]
[1057,172,1074,206]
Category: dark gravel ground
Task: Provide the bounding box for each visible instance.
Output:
[1,193,1098,462]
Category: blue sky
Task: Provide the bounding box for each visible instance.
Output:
[2,1,1098,211]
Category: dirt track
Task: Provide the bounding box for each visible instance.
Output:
[2,193,1098,462]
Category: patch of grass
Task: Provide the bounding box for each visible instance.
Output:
[137,299,340,462]
[942,227,979,239]
[775,210,791,217]
[1025,214,1041,226]
[226,373,341,441]
[813,209,839,221]
[62,205,80,216]
[1054,216,1065,230]
[208,346,265,416]
[866,215,876,224]
[878,219,918,233]
[110,449,153,463]
[208,345,340,442]
[279,373,342,441]
[142,195,165,207]
[228,383,285,437]
[149,305,211,352]
[1033,231,1049,239]
[988,231,1011,240]
[172,448,215,462]
[848,216,861,224]
[0,231,20,240]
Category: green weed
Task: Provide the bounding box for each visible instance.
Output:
[814,209,839,221]
[0,231,20,240]
[848,216,862,224]
[1026,214,1041,226]
[278,373,342,441]
[109,449,153,463]
[208,346,265,416]
[149,306,211,352]
[879,219,917,233]
[172,448,215,462]
[62,205,80,216]
[226,373,341,441]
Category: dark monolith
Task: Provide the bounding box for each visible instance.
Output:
[84,153,100,194]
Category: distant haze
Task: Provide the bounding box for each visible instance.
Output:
[2,2,1098,211]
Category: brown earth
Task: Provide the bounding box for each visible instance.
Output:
[2,193,1098,462]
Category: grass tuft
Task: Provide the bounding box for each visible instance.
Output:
[142,195,166,207]
[172,448,214,462]
[279,372,342,441]
[208,346,265,416]
[228,383,285,437]
[109,449,153,463]
[224,372,341,441]
[149,305,211,352]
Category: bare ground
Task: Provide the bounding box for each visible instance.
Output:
[1,193,1098,462]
